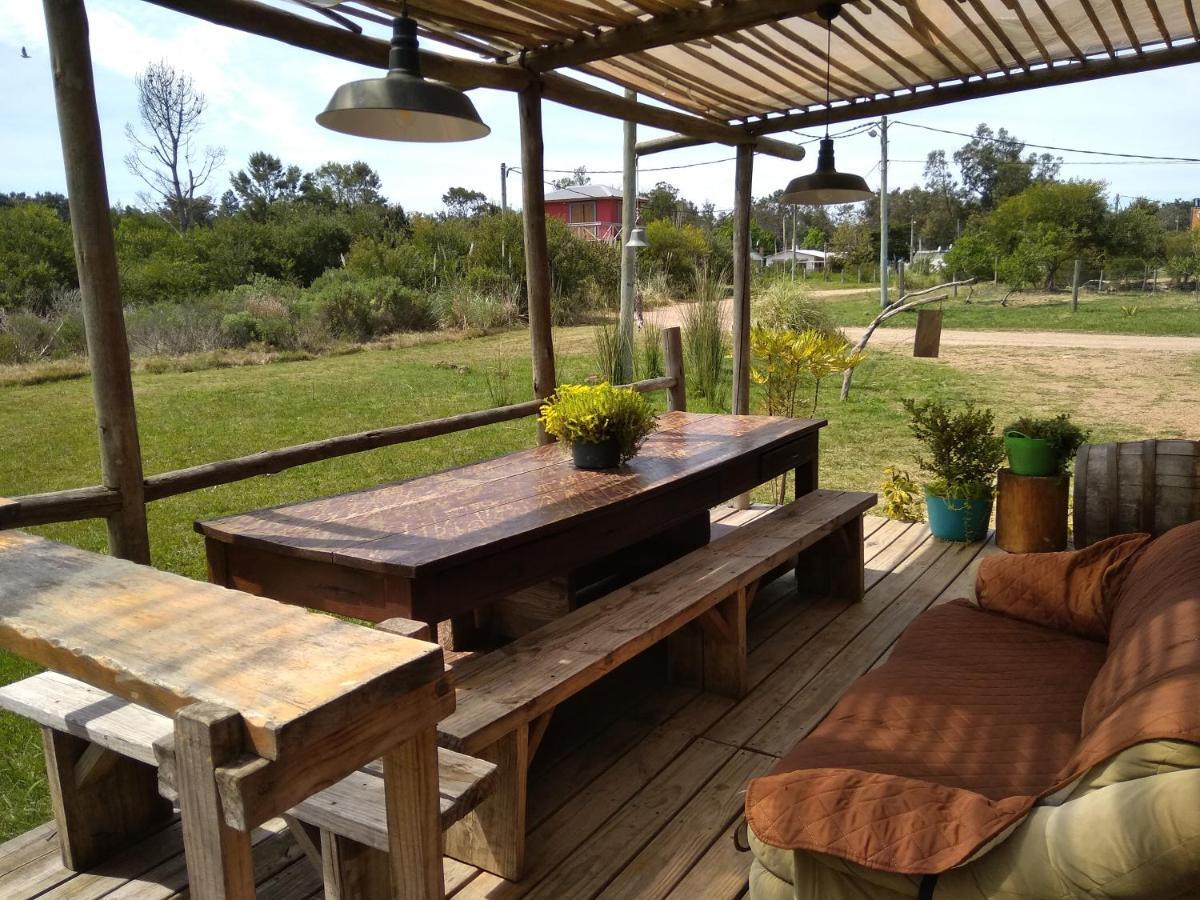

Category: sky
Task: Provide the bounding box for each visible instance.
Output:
[3,0,1199,219]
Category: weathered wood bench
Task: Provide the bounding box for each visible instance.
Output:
[435,489,876,880]
[0,670,497,899]
[0,531,458,899]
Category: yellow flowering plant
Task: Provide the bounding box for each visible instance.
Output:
[538,382,658,463]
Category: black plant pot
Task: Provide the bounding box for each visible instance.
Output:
[571,437,621,470]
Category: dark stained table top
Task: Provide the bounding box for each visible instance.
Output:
[197,412,823,577]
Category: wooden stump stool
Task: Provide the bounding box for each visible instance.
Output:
[996,468,1069,553]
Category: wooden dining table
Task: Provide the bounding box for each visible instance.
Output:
[197,411,824,646]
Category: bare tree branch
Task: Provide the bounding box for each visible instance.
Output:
[840,279,977,401]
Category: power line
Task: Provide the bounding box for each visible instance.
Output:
[892,119,1200,163]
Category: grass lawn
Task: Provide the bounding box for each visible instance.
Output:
[814,285,1200,336]
[1,324,1194,841]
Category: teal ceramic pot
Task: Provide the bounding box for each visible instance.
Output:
[1004,431,1057,476]
[925,490,992,542]
[571,436,621,470]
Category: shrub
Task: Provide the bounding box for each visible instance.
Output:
[221,311,261,348]
[638,321,663,379]
[308,275,436,340]
[880,466,925,523]
[644,220,709,292]
[754,281,837,335]
[592,323,633,384]
[344,235,432,287]
[1004,414,1089,473]
[902,399,1005,500]
[435,288,517,333]
[126,297,229,355]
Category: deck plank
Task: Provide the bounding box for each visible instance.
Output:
[0,510,991,900]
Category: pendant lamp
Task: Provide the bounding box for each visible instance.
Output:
[780,3,872,205]
[317,13,490,142]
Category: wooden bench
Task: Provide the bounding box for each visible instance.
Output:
[0,671,497,899]
[0,531,457,899]
[435,489,876,880]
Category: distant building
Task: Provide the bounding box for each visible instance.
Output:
[911,247,950,271]
[544,185,642,243]
[766,248,829,271]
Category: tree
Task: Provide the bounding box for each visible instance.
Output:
[921,150,964,248]
[642,181,699,227]
[952,124,1060,210]
[442,186,493,218]
[301,162,386,209]
[124,61,224,232]
[229,152,302,219]
[829,221,874,273]
[551,166,590,189]
[800,225,825,249]
[0,203,77,310]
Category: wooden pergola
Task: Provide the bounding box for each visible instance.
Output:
[12,0,1199,563]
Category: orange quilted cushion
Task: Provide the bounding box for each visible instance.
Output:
[974,532,1149,641]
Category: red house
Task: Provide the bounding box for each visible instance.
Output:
[543,184,638,243]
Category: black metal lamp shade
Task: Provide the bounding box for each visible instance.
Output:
[317,17,490,142]
[780,138,873,205]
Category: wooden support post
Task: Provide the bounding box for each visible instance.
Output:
[662,326,686,412]
[701,588,749,698]
[731,143,755,510]
[323,831,391,900]
[43,0,150,563]
[795,516,864,602]
[175,703,256,900]
[618,88,637,383]
[518,82,556,445]
[1071,258,1082,312]
[42,728,172,870]
[383,727,446,899]
[444,726,528,881]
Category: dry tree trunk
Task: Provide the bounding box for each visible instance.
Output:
[840,279,976,401]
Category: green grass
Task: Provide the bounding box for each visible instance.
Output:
[814,286,1200,337]
[0,324,1193,842]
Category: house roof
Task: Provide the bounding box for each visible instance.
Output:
[544,184,624,202]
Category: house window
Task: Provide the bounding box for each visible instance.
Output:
[568,201,597,223]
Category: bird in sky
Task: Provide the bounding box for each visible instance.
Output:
[20,47,31,59]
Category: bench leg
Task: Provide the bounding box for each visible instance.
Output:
[444,726,528,882]
[701,588,749,699]
[41,728,173,870]
[175,704,256,900]
[384,726,445,899]
[795,517,865,602]
[323,831,392,900]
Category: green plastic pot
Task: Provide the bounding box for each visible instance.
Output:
[1004,431,1058,477]
[571,436,621,470]
[925,490,992,543]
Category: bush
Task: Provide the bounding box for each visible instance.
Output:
[435,288,518,333]
[308,274,436,340]
[902,399,1005,499]
[126,300,228,354]
[344,235,432,287]
[643,220,710,292]
[753,281,837,335]
[221,311,261,348]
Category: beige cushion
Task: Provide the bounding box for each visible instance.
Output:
[750,768,1200,900]
[1066,739,1200,798]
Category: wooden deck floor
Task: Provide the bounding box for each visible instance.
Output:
[0,510,999,900]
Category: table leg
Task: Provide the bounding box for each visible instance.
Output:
[794,446,819,499]
[444,726,529,881]
[383,727,445,899]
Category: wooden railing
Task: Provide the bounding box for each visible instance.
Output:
[0,327,686,533]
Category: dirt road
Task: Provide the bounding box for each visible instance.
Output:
[647,299,1200,354]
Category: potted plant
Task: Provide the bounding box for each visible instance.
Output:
[538,382,657,470]
[1003,414,1090,476]
[902,398,1006,542]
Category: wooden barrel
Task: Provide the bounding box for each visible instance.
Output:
[1074,440,1200,547]
[996,469,1069,553]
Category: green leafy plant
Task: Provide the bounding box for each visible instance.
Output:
[752,281,837,336]
[1004,414,1090,473]
[1121,304,1140,317]
[592,323,633,384]
[902,398,1005,500]
[483,352,513,408]
[879,466,925,523]
[681,275,730,408]
[538,382,657,463]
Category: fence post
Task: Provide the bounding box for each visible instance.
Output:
[662,326,686,412]
[1071,259,1082,312]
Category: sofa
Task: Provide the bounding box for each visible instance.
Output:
[745,520,1200,899]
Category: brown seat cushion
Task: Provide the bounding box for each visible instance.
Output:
[745,601,1108,872]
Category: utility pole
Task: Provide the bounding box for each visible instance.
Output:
[790,205,797,282]
[879,115,889,309]
[500,162,507,212]
[618,89,637,383]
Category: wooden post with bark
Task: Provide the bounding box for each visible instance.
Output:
[663,326,686,412]
[44,0,151,563]
[519,82,556,444]
[1071,258,1082,312]
[730,144,754,509]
